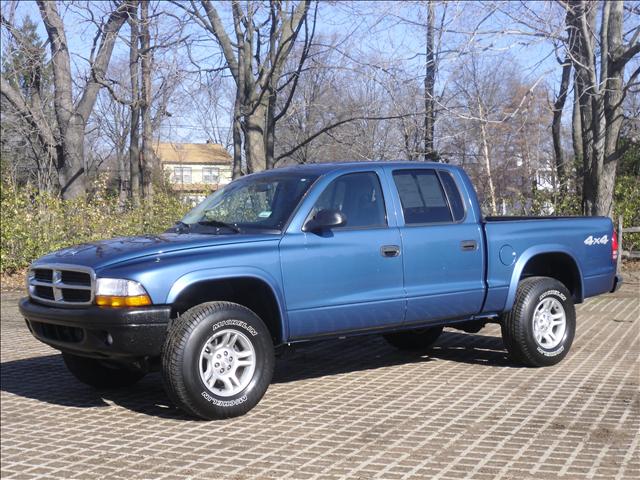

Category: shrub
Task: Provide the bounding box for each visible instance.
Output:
[614,175,640,252]
[1,179,190,274]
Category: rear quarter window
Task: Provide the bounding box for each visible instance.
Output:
[438,171,465,221]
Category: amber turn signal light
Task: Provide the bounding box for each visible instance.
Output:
[95,295,152,307]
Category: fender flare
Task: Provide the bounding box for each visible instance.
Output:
[166,266,289,341]
[505,244,584,311]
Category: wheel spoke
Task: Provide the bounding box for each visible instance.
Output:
[228,373,240,387]
[235,360,252,367]
[220,376,233,391]
[226,332,238,348]
[236,349,253,359]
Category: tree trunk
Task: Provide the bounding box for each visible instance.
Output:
[479,120,497,216]
[59,119,87,198]
[551,57,572,195]
[423,0,436,161]
[129,4,141,206]
[265,87,276,170]
[571,80,583,197]
[140,0,154,199]
[598,1,626,217]
[244,103,267,173]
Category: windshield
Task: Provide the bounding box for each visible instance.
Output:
[180,172,318,233]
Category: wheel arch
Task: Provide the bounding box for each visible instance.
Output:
[166,268,288,345]
[505,246,584,312]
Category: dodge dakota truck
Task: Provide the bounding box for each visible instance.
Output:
[20,162,621,419]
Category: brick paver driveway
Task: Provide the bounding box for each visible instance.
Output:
[1,285,638,480]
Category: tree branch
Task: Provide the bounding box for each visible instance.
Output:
[276,111,425,162]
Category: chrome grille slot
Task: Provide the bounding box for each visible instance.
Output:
[62,289,91,302]
[33,269,53,282]
[28,264,95,306]
[61,270,91,286]
[35,285,55,300]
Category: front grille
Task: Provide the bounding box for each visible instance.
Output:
[28,264,95,306]
[27,320,84,343]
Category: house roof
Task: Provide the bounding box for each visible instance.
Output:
[154,142,232,165]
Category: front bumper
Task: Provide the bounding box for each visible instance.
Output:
[610,274,623,293]
[19,297,171,360]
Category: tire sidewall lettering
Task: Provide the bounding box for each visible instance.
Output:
[201,391,248,407]
[211,319,258,337]
[536,344,564,357]
[538,290,566,302]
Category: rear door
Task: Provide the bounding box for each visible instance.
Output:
[280,170,405,339]
[390,168,484,324]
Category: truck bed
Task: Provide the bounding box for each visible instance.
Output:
[481,215,616,314]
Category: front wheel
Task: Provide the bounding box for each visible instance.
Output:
[62,353,146,389]
[161,302,274,420]
[501,276,576,367]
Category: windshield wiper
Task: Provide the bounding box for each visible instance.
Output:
[197,219,241,233]
[169,220,191,234]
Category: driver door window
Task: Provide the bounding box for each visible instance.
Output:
[308,172,387,229]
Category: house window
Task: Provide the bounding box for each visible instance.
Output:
[173,166,192,184]
[202,167,220,184]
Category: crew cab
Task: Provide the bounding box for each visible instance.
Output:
[20,162,622,419]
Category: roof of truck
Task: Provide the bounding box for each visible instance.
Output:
[261,161,455,176]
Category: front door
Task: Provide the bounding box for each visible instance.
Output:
[280,171,405,340]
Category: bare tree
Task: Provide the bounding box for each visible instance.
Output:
[140,0,154,198]
[563,0,639,216]
[1,1,134,198]
[176,0,315,175]
[551,53,572,196]
[129,1,142,205]
[424,0,436,161]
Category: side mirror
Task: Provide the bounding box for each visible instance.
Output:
[303,209,347,232]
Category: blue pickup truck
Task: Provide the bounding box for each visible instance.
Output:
[20,162,621,419]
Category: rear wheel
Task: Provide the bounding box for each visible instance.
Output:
[383,326,444,352]
[62,353,145,389]
[501,276,575,367]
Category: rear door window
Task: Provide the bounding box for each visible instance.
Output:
[392,170,453,224]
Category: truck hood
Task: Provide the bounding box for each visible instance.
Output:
[32,233,279,270]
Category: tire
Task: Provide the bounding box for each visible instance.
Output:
[161,301,275,420]
[62,353,145,389]
[383,326,444,352]
[501,276,576,367]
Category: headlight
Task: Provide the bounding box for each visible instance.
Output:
[95,278,152,307]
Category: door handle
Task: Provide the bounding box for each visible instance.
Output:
[380,245,401,257]
[460,240,478,251]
